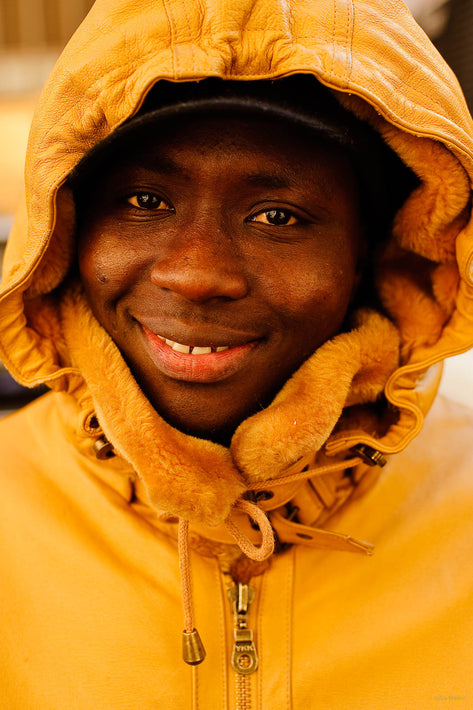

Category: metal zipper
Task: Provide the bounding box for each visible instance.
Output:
[228,582,258,710]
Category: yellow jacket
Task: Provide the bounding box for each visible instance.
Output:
[1,0,473,707]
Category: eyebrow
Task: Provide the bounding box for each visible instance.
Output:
[121,155,298,189]
[245,172,292,189]
[126,153,188,177]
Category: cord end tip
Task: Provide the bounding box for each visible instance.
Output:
[182,628,206,665]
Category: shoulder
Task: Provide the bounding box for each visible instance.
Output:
[377,394,473,521]
[409,393,473,472]
[0,391,75,492]
[0,391,57,456]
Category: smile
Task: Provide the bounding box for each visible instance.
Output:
[141,325,258,383]
[156,335,230,355]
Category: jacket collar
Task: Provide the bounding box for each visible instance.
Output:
[60,282,400,529]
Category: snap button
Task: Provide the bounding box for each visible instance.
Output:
[353,444,387,467]
[255,490,274,502]
[93,436,115,460]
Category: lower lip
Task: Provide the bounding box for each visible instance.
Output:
[141,326,258,383]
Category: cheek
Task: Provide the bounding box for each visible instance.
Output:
[264,249,359,332]
[80,252,111,286]
[77,225,138,300]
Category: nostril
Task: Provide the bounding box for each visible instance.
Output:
[150,256,248,302]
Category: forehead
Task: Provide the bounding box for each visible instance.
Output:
[85,113,356,189]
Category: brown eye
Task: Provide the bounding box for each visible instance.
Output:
[250,209,298,226]
[127,193,171,210]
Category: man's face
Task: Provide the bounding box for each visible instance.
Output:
[77,114,363,444]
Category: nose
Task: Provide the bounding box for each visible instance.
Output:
[150,225,249,302]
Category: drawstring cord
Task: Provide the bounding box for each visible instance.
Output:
[178,519,194,636]
[178,498,275,665]
[178,454,364,665]
[178,518,207,665]
[250,456,362,490]
[224,498,275,561]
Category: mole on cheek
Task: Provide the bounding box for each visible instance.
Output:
[97,272,109,284]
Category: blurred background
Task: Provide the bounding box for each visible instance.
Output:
[0,0,471,413]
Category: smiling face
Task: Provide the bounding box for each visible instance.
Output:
[76,114,363,444]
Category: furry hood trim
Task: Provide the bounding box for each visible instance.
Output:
[1,0,473,524]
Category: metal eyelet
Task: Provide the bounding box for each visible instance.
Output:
[92,436,115,460]
[353,444,387,467]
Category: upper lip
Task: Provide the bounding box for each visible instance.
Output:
[138,319,263,349]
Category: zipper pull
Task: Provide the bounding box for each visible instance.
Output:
[228,583,259,675]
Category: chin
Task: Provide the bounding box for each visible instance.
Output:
[152,394,265,446]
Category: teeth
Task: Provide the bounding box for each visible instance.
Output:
[159,336,230,355]
[172,342,190,354]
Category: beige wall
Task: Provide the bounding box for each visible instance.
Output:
[0,0,94,49]
[0,1,94,219]
[0,93,37,215]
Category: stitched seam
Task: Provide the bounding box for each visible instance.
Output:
[162,0,179,77]
[258,573,266,710]
[33,33,183,154]
[180,0,197,72]
[33,57,458,143]
[392,73,445,114]
[332,0,352,83]
[286,0,295,38]
[192,665,199,710]
[218,567,229,710]
[31,17,454,157]
[331,0,337,75]
[286,548,295,710]
[345,0,354,87]
[343,0,349,85]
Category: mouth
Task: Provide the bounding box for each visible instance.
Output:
[141,325,260,383]
[156,335,230,355]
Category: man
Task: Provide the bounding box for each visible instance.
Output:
[1,0,473,707]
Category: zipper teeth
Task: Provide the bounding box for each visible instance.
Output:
[228,582,258,710]
[235,673,252,710]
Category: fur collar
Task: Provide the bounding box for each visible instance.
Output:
[61,284,399,526]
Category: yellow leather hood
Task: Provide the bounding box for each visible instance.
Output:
[1,0,473,523]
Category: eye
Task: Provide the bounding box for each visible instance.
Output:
[126,192,173,211]
[249,208,298,226]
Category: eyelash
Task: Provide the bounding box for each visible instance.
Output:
[125,193,302,227]
[248,208,299,226]
[126,192,173,211]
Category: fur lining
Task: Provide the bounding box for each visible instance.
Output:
[60,286,399,523]
[0,58,470,525]
[61,285,246,527]
[388,132,470,263]
[338,94,471,264]
[231,310,399,484]
[378,244,459,361]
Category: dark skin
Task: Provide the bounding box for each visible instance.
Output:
[77,115,363,445]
